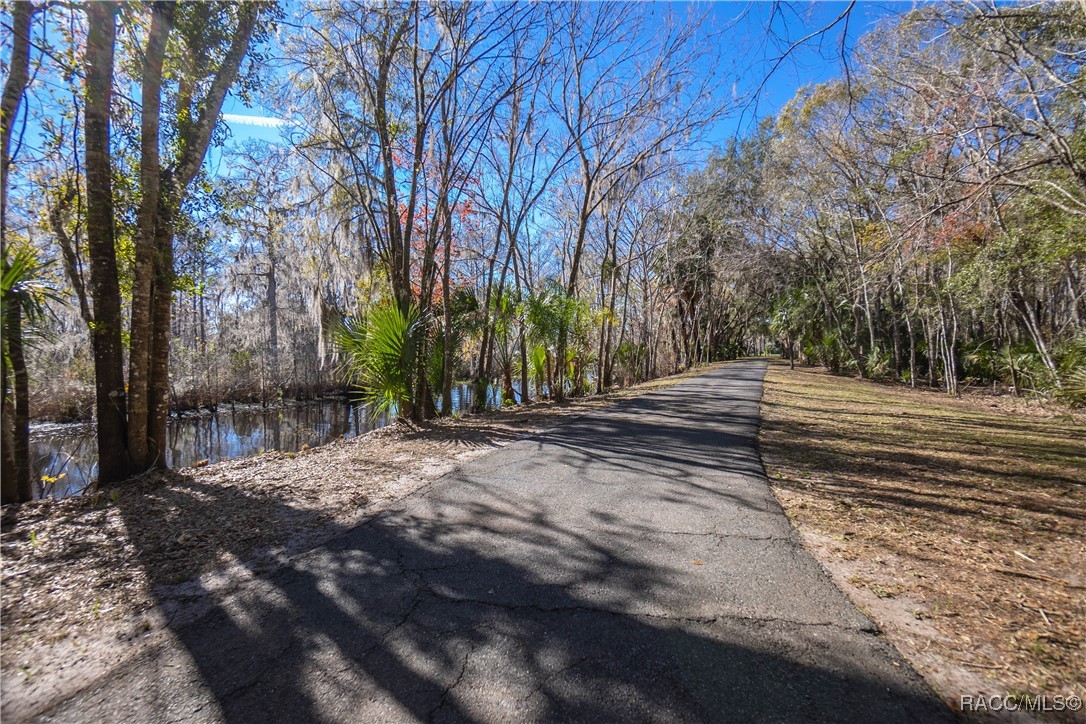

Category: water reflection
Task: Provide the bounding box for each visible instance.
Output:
[31,382,507,499]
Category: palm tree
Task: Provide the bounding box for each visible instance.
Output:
[525,284,567,400]
[334,300,422,422]
[2,245,58,503]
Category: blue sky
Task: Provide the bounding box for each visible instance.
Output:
[219,2,910,154]
[715,2,905,135]
[0,1,911,181]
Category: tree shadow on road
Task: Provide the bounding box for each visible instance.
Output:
[75,472,952,723]
[39,361,952,722]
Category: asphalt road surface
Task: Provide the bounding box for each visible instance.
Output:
[37,360,952,723]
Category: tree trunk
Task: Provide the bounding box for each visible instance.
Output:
[1,1,36,503]
[474,252,498,412]
[602,247,620,389]
[904,313,917,388]
[924,318,935,387]
[440,198,454,415]
[7,302,31,500]
[1,301,32,502]
[557,191,594,402]
[147,186,175,467]
[519,327,529,404]
[545,348,554,400]
[145,3,259,467]
[267,243,279,391]
[511,251,529,405]
[503,362,515,404]
[84,1,132,484]
[1,337,16,502]
[611,260,633,386]
[128,1,173,470]
[1,1,34,247]
[890,291,902,378]
[1011,287,1059,382]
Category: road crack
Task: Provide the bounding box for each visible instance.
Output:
[427,636,477,720]
[422,588,873,633]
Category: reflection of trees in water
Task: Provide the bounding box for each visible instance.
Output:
[444,382,526,412]
[34,384,484,499]
[163,398,371,468]
[31,429,97,498]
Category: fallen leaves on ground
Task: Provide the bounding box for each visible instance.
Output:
[0,363,721,678]
[760,361,1085,720]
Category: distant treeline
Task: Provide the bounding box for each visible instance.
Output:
[678,2,1085,400]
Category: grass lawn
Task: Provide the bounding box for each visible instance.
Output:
[759,360,1085,718]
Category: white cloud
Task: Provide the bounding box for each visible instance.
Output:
[223,113,285,129]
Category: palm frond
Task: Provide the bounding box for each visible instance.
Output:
[334,300,421,419]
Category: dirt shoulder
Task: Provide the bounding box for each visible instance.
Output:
[0,365,720,715]
[759,360,1086,721]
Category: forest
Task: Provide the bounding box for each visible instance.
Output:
[2,0,1084,504]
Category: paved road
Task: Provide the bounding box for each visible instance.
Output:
[39,361,951,723]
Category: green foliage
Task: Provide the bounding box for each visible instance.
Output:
[1007,344,1054,393]
[448,287,481,332]
[2,244,62,354]
[335,300,422,418]
[614,341,645,378]
[961,336,1086,403]
[426,324,450,395]
[810,331,845,372]
[228,348,256,378]
[529,344,548,389]
[1058,366,1086,407]
[864,345,892,380]
[961,342,1002,383]
[489,286,521,356]
[1054,335,1086,406]
[525,282,569,348]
